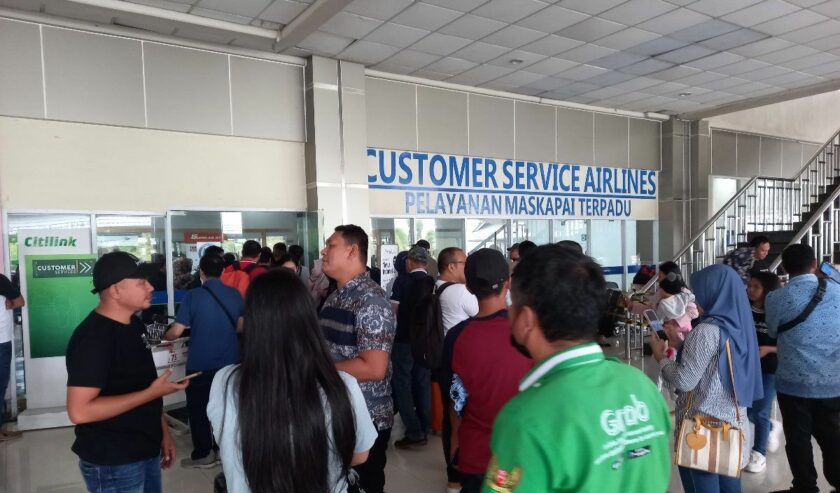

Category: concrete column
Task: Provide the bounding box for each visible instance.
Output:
[304,56,371,245]
[689,120,711,237]
[658,118,690,260]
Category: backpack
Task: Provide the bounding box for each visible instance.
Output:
[410,280,455,370]
[220,262,261,298]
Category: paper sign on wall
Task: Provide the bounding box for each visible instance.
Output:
[379,245,398,298]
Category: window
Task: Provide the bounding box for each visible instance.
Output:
[466,219,507,254]
[552,220,588,252]
[511,220,550,245]
[370,218,411,269]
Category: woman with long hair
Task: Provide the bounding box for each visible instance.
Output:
[208,269,376,493]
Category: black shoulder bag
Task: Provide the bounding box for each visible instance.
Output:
[777,278,827,334]
[202,285,238,330]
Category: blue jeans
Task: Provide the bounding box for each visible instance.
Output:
[0,341,11,419]
[79,457,162,493]
[748,372,776,455]
[391,342,430,438]
[678,466,741,493]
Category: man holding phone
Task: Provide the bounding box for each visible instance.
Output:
[66,252,189,493]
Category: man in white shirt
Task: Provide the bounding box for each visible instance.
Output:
[434,247,478,493]
[436,248,478,334]
[0,273,25,441]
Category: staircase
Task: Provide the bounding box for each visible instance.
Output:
[643,128,840,289]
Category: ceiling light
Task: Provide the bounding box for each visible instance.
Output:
[509,59,524,65]
[679,92,692,97]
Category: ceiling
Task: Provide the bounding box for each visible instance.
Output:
[6,0,840,116]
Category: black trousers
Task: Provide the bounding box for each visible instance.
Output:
[777,392,840,492]
[354,427,391,493]
[185,369,218,460]
[459,473,484,493]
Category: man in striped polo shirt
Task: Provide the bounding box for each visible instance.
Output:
[319,224,396,493]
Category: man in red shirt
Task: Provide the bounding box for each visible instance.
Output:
[443,248,532,493]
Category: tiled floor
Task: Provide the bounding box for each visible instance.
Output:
[1,349,834,492]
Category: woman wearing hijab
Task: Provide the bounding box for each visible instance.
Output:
[650,264,763,493]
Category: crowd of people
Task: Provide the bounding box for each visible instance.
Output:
[55,225,840,493]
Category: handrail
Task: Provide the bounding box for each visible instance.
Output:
[769,175,840,272]
[792,128,840,182]
[637,175,760,293]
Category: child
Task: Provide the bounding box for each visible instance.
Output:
[629,262,698,335]
[744,271,782,474]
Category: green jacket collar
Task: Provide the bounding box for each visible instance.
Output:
[519,343,604,391]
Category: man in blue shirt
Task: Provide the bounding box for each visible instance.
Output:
[766,244,840,493]
[165,253,243,468]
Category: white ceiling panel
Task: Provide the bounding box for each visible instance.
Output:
[470,0,549,23]
[517,5,589,33]
[674,70,727,85]
[810,0,840,18]
[481,25,547,49]
[424,56,478,75]
[589,51,648,69]
[196,0,272,18]
[556,0,627,15]
[372,61,415,74]
[365,23,430,48]
[320,12,382,39]
[626,36,691,56]
[805,33,840,51]
[649,65,702,81]
[739,64,794,81]
[756,44,821,64]
[608,76,663,91]
[557,64,609,80]
[620,58,675,75]
[486,49,547,68]
[786,0,828,6]
[519,35,585,56]
[655,44,716,63]
[411,33,473,56]
[725,81,775,95]
[671,19,741,42]
[699,76,751,90]
[451,41,512,63]
[636,8,712,35]
[338,39,401,64]
[521,76,572,91]
[800,58,840,75]
[446,63,516,84]
[411,69,452,80]
[423,0,490,12]
[524,57,580,75]
[714,58,772,75]
[699,29,770,51]
[779,19,840,43]
[258,0,309,24]
[390,3,462,31]
[778,51,840,70]
[685,51,745,70]
[345,0,413,21]
[599,0,677,25]
[481,70,546,90]
[595,28,661,50]
[686,0,763,18]
[556,17,627,43]
[438,13,506,39]
[298,30,354,55]
[585,70,636,85]
[578,85,627,99]
[729,37,796,57]
[384,49,441,69]
[186,7,253,24]
[720,0,801,27]
[752,8,829,36]
[760,70,818,86]
[557,43,618,63]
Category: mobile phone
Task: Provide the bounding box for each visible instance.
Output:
[174,371,202,384]
[643,309,667,339]
[820,261,840,285]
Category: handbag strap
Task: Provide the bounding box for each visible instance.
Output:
[724,340,741,423]
[202,285,238,329]
[777,277,826,333]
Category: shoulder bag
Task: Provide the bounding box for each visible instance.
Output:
[674,340,744,478]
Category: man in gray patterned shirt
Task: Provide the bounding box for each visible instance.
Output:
[319,224,396,493]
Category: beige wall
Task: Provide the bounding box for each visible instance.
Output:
[708,91,840,144]
[0,117,306,211]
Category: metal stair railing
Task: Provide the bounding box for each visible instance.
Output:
[638,127,840,292]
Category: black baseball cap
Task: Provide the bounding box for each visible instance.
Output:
[91,251,157,294]
[507,243,520,252]
[466,248,510,292]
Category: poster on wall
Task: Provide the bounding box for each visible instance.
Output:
[367,148,658,220]
[25,254,98,358]
[18,228,92,414]
[379,245,398,298]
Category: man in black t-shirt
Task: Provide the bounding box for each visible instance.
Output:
[66,252,188,493]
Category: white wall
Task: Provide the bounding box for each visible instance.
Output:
[0,117,306,211]
[708,91,840,144]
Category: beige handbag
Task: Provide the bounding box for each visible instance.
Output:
[674,340,744,478]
